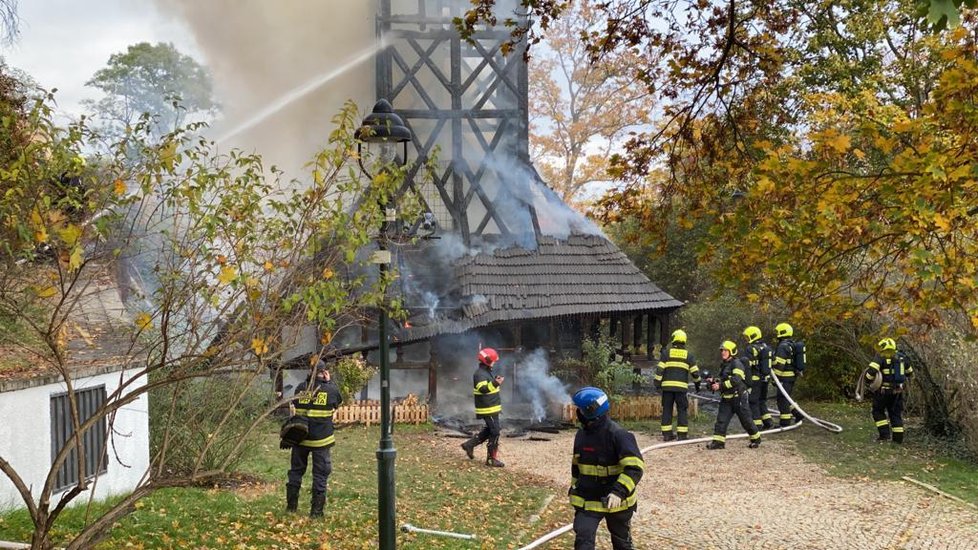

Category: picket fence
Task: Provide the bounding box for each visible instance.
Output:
[333,400,429,425]
[561,395,699,422]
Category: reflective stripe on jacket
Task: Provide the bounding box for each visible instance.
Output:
[473,365,502,417]
[746,341,772,381]
[293,380,342,448]
[718,357,749,399]
[654,346,700,392]
[570,415,644,513]
[865,351,910,390]
[772,339,796,378]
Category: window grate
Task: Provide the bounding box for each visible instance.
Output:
[50,385,108,492]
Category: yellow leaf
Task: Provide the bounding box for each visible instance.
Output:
[863,298,877,310]
[34,227,49,243]
[251,337,269,356]
[68,246,83,271]
[828,133,851,153]
[321,331,333,345]
[263,260,274,272]
[135,312,152,330]
[218,266,238,286]
[322,267,334,279]
[58,224,82,247]
[113,179,127,196]
[31,208,43,226]
[160,141,178,171]
[933,213,951,232]
[34,286,57,298]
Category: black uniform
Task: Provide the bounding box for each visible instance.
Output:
[570,414,645,550]
[287,377,342,513]
[654,345,700,440]
[773,338,804,426]
[710,356,761,447]
[745,340,773,429]
[469,363,503,461]
[865,351,912,443]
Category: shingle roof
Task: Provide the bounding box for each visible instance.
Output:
[396,233,681,341]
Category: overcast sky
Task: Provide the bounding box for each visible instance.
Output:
[1,0,199,116]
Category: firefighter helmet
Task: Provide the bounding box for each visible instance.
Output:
[743,326,762,344]
[671,329,687,344]
[573,386,610,420]
[720,340,738,355]
[877,338,896,353]
[775,322,793,338]
[477,347,499,367]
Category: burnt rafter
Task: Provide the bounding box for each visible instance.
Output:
[378,0,531,245]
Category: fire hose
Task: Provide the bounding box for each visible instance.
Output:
[518,374,843,549]
[400,523,477,540]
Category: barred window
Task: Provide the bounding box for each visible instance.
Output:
[50,386,108,492]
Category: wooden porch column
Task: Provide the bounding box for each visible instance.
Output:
[428,341,438,407]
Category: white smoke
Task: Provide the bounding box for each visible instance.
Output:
[517,348,571,422]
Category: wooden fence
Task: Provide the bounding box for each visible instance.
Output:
[561,395,699,422]
[333,400,429,426]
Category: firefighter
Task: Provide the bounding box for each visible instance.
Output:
[772,322,805,427]
[705,341,761,450]
[286,360,342,517]
[653,329,701,441]
[569,386,645,550]
[865,338,913,443]
[460,347,506,467]
[743,326,774,430]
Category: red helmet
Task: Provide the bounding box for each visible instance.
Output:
[478,347,499,367]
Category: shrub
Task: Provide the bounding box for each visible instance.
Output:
[557,337,642,399]
[332,354,376,403]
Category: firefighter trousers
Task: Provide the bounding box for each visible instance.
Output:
[713,393,759,441]
[776,376,800,426]
[287,445,332,496]
[573,507,635,550]
[872,391,905,442]
[474,413,501,453]
[748,379,771,426]
[660,391,690,435]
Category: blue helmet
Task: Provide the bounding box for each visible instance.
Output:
[573,387,610,420]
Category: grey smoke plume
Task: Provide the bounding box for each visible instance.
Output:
[517,348,571,422]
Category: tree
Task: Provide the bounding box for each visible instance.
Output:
[528,0,650,204]
[0,86,422,548]
[84,42,216,141]
[0,0,16,44]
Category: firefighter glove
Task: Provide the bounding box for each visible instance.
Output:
[604,493,622,509]
[694,381,701,392]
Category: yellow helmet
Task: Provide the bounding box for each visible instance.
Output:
[877,338,896,353]
[775,322,793,338]
[671,329,687,344]
[719,340,738,355]
[743,326,762,343]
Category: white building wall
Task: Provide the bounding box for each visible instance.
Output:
[0,369,150,511]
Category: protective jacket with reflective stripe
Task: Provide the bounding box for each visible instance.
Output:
[746,341,772,381]
[293,380,342,448]
[773,339,798,378]
[473,365,502,418]
[717,356,749,399]
[570,415,644,513]
[654,345,700,392]
[865,351,911,390]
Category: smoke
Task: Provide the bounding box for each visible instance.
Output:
[150,0,376,177]
[517,348,571,422]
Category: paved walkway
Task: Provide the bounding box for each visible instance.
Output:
[441,429,978,549]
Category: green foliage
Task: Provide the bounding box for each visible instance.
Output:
[331,354,376,403]
[84,42,216,140]
[561,337,642,398]
[675,293,764,371]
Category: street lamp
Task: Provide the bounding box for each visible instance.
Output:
[355,98,411,550]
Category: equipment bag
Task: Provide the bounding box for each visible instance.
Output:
[279,415,309,449]
[793,340,807,372]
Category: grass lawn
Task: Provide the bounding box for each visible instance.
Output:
[0,423,570,549]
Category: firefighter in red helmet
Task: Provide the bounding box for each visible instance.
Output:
[461,347,506,466]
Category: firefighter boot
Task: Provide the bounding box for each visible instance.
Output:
[310,492,326,518]
[762,419,775,430]
[705,440,725,450]
[285,486,299,513]
[748,437,761,449]
[486,448,505,467]
[460,437,478,460]
[662,432,676,442]
[677,432,688,441]
[892,431,904,444]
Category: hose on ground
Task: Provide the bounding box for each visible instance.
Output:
[769,372,843,433]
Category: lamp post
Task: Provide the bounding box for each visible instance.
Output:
[355,98,411,550]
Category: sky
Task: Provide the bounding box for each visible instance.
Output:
[1,0,200,117]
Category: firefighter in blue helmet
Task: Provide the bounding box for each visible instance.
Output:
[865,338,913,443]
[705,341,761,450]
[286,360,342,517]
[569,387,645,550]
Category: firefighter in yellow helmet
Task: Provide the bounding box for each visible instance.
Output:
[772,322,805,427]
[864,338,913,443]
[653,329,700,441]
[743,326,774,430]
[705,341,761,449]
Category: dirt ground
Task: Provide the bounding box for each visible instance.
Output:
[436,428,978,549]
